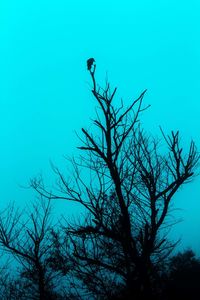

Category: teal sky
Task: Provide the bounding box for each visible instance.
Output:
[0,1,200,252]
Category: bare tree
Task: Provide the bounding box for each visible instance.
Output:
[31,61,199,299]
[0,200,63,300]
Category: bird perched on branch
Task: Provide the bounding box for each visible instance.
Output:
[87,58,95,70]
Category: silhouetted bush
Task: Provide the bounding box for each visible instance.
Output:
[165,249,200,299]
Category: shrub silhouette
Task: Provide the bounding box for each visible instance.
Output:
[165,250,200,299]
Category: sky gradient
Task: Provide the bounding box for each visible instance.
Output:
[0,0,200,252]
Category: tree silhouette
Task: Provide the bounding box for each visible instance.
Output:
[165,249,200,299]
[0,201,63,300]
[31,62,199,299]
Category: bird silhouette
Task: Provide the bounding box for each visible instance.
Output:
[87,58,95,70]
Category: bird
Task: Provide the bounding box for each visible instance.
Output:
[87,58,95,70]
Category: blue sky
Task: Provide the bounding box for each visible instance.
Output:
[0,0,200,252]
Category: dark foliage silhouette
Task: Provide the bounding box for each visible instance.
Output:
[165,249,200,299]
